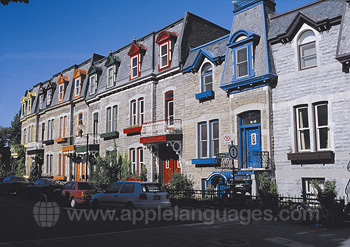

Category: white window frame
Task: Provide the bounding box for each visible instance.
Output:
[130,55,139,79]
[159,42,169,69]
[112,105,118,132]
[131,100,137,125]
[107,66,114,88]
[130,148,136,174]
[199,122,208,158]
[296,106,311,152]
[138,98,144,125]
[27,99,31,113]
[58,84,64,101]
[74,78,80,97]
[39,95,44,109]
[137,147,144,175]
[315,103,330,150]
[89,75,97,95]
[298,30,317,70]
[47,89,52,104]
[236,46,249,78]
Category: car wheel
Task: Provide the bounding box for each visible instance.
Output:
[70,197,77,208]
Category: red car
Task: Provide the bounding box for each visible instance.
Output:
[54,181,101,208]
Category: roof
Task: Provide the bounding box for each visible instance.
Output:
[268,0,344,42]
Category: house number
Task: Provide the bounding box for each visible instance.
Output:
[251,133,257,145]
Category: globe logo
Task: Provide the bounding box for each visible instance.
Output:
[33,201,60,227]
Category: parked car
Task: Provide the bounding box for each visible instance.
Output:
[0,176,31,194]
[25,178,64,201]
[90,182,171,210]
[54,181,101,208]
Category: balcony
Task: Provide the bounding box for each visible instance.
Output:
[140,119,182,144]
[73,133,100,154]
[100,131,119,140]
[123,126,142,136]
[26,142,44,155]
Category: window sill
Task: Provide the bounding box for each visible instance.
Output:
[123,126,142,136]
[287,151,334,165]
[192,158,218,167]
[43,139,54,145]
[100,131,119,140]
[55,138,68,144]
[195,90,215,102]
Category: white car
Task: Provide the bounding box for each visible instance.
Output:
[90,182,171,210]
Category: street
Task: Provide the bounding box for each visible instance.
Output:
[0,194,350,246]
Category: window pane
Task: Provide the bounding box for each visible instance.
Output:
[303,56,317,68]
[317,104,328,126]
[113,106,117,131]
[212,121,219,139]
[201,141,207,158]
[238,61,248,77]
[237,48,247,63]
[302,43,316,57]
[161,44,167,55]
[319,127,330,149]
[298,108,309,128]
[204,74,213,91]
[213,140,219,156]
[162,56,168,67]
[132,57,138,67]
[133,67,138,77]
[300,130,310,150]
[201,124,207,141]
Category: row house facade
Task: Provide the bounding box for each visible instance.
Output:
[20,0,350,200]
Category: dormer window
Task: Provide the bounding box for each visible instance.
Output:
[58,84,64,102]
[107,67,114,88]
[74,78,80,97]
[88,65,102,95]
[57,74,70,103]
[226,30,260,82]
[236,47,248,78]
[27,98,31,113]
[89,75,97,95]
[47,89,52,105]
[201,63,213,92]
[128,40,147,80]
[298,30,317,70]
[39,94,44,109]
[130,55,139,79]
[73,69,86,99]
[160,43,169,69]
[156,30,177,72]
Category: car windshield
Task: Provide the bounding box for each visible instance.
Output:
[78,182,97,190]
[141,184,166,193]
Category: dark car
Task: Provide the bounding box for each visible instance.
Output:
[25,178,64,201]
[54,181,101,208]
[0,176,32,194]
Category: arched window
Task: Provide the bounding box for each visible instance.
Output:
[299,30,317,69]
[201,63,213,92]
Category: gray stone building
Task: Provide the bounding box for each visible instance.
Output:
[269,0,350,199]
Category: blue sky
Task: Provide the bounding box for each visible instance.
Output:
[0,0,314,127]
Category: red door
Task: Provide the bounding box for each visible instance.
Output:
[161,159,181,184]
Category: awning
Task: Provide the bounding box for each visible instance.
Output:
[206,171,233,184]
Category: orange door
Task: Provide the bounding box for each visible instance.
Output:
[82,163,86,182]
[76,163,80,181]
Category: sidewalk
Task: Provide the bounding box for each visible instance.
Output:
[1,219,350,247]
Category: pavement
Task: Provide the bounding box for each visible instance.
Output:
[1,217,350,247]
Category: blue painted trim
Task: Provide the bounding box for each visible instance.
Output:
[236,170,255,175]
[221,73,277,92]
[192,158,217,165]
[201,70,212,92]
[183,49,220,73]
[239,123,261,129]
[195,90,214,100]
[189,34,230,53]
[261,2,271,75]
[209,120,218,157]
[228,30,260,48]
[232,44,255,82]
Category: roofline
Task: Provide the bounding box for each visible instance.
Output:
[269,0,324,20]
[189,34,230,53]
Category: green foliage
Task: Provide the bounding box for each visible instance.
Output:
[259,172,278,197]
[92,143,133,186]
[29,158,41,182]
[311,179,338,200]
[167,172,194,199]
[11,144,26,176]
[140,164,147,181]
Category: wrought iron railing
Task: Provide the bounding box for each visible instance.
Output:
[141,119,182,137]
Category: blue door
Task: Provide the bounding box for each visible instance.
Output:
[246,128,261,168]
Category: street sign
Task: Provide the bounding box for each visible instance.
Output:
[229,145,239,160]
[224,134,231,145]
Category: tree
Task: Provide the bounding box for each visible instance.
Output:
[1,0,29,5]
[8,112,21,147]
[10,144,26,176]
[167,172,194,199]
[29,158,41,182]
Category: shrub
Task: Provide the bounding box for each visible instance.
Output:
[167,172,194,199]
